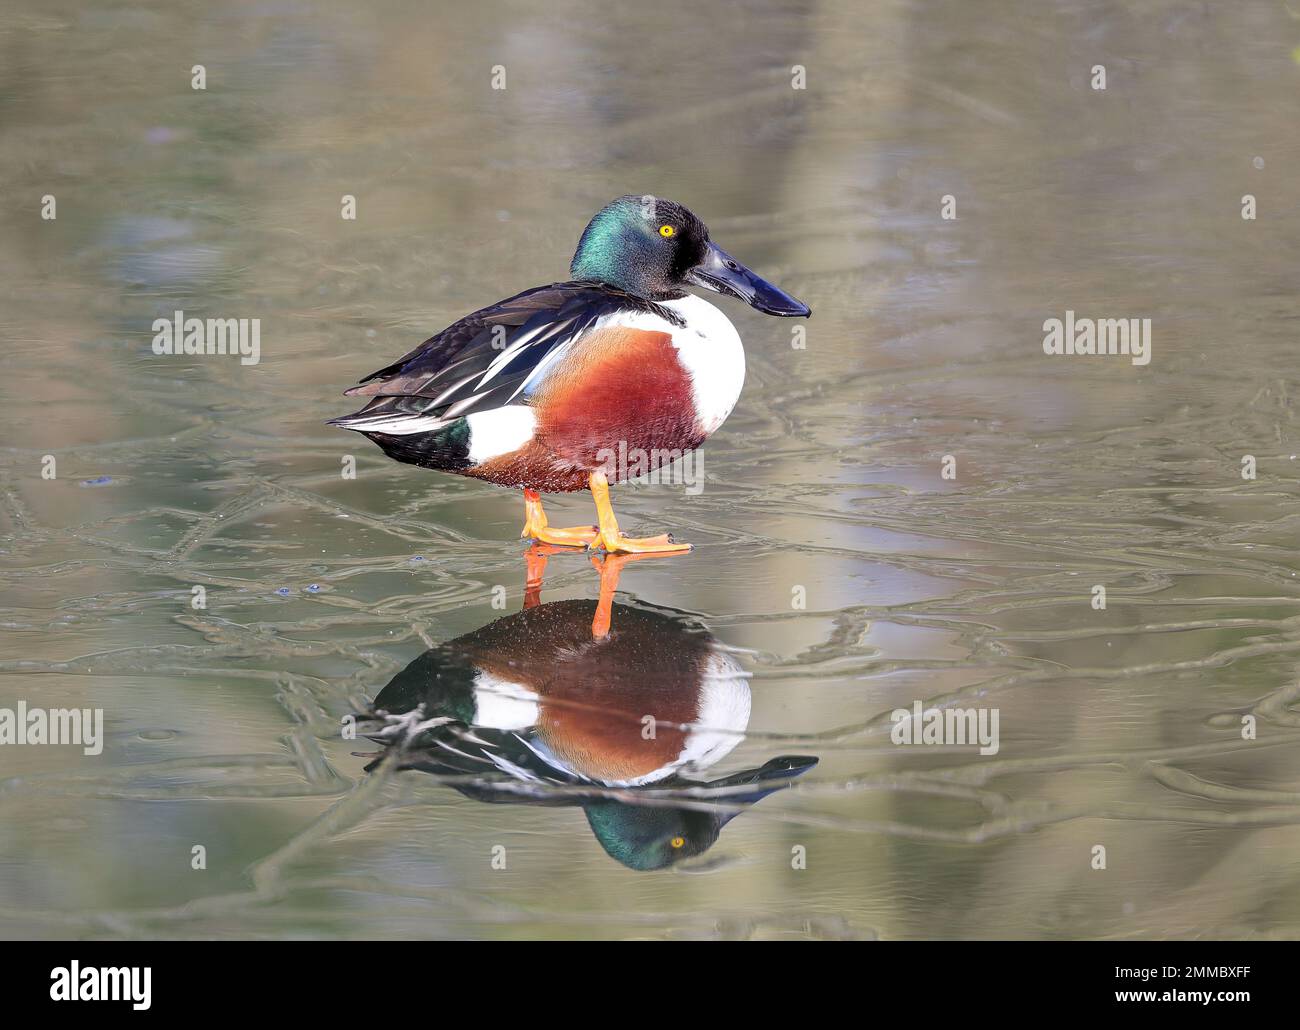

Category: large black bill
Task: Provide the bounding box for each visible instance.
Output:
[686,242,811,317]
[710,755,819,826]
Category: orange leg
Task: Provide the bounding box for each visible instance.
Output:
[523,542,580,607]
[520,489,599,547]
[589,470,691,556]
[523,542,556,608]
[588,551,666,637]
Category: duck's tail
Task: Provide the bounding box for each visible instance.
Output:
[326,399,455,437]
[327,402,473,472]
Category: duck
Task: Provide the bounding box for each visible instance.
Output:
[329,195,810,555]
[361,548,817,870]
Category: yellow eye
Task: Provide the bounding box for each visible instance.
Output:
[659,224,676,238]
[670,836,685,849]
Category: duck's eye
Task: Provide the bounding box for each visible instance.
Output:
[670,836,685,849]
[659,224,676,238]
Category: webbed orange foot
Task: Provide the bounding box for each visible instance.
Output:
[520,488,599,547]
[591,530,691,555]
[587,471,691,556]
[527,524,601,546]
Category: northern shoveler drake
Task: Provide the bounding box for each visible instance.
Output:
[329,195,810,554]
[362,547,817,870]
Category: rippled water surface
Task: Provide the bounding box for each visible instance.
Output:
[2,0,1299,939]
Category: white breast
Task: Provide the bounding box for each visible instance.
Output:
[600,294,746,437]
[677,648,751,774]
[471,671,540,730]
[661,294,746,434]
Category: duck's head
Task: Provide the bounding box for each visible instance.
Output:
[570,194,811,317]
[583,756,819,871]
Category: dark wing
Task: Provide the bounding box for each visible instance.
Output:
[360,714,584,806]
[330,281,675,431]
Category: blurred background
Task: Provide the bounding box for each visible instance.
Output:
[1,0,1299,939]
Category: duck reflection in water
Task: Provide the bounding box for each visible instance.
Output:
[361,546,817,870]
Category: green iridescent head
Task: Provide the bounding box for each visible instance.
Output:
[570,194,709,300]
[570,194,811,316]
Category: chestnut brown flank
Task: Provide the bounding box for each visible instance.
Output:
[466,326,704,492]
[466,615,707,781]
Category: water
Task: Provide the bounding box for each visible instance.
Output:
[2,0,1299,939]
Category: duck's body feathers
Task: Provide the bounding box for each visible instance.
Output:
[336,281,681,420]
[330,281,744,492]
